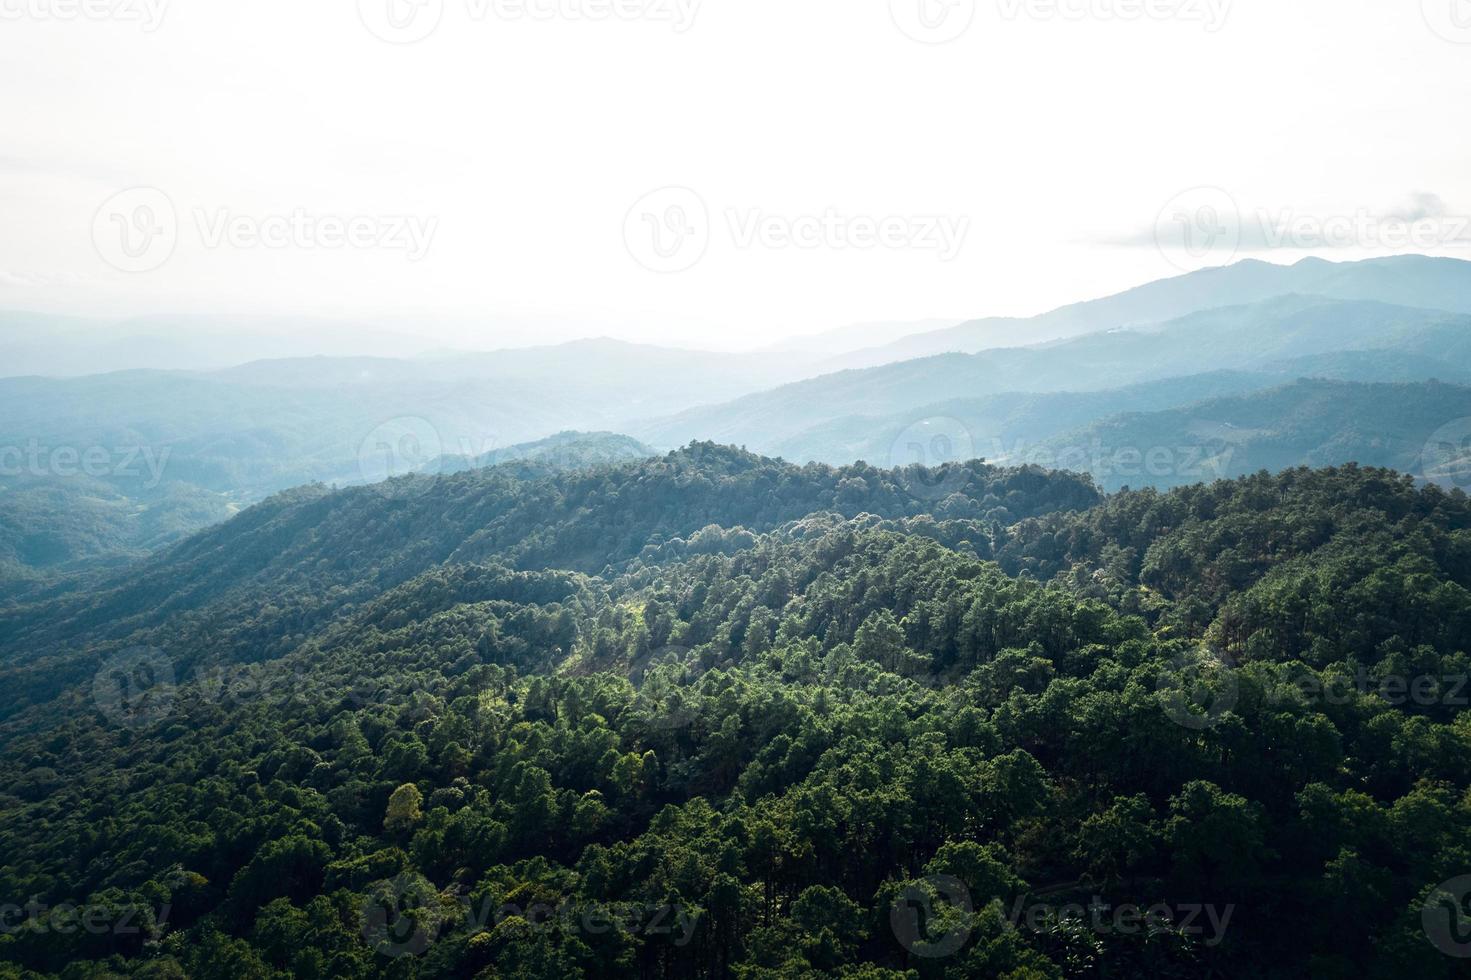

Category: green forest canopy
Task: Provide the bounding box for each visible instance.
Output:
[2,446,1471,977]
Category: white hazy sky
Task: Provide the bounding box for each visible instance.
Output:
[3,0,1471,350]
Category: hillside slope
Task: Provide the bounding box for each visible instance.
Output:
[0,445,1099,720]
[0,458,1468,977]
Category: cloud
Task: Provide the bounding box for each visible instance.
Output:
[1101,191,1471,252]
[1383,191,1450,223]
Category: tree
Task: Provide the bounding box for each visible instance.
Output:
[385,783,425,833]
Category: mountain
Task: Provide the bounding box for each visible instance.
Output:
[214,337,818,395]
[0,311,797,378]
[0,311,434,377]
[0,338,825,501]
[13,261,1469,529]
[0,335,833,584]
[833,254,1471,369]
[0,449,1468,977]
[0,431,655,591]
[637,295,1471,456]
[0,476,236,594]
[0,444,1100,707]
[12,261,1471,597]
[435,431,656,475]
[759,370,1286,467]
[1020,378,1471,491]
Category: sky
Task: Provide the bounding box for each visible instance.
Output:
[2,0,1471,351]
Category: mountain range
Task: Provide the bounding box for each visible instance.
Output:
[6,258,1471,977]
[637,293,1471,463]
[828,252,1471,369]
[7,254,1471,584]
[1,443,1466,976]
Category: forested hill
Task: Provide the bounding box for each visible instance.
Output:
[0,445,1098,723]
[3,452,1471,977]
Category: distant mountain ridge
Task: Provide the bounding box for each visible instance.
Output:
[637,293,1471,455]
[831,255,1471,369]
[10,255,1471,585]
[0,338,826,500]
[1023,378,1471,490]
[435,431,656,475]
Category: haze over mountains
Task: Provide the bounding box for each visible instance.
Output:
[640,293,1471,459]
[0,312,820,377]
[0,312,944,380]
[822,253,1471,369]
[13,3,1470,972]
[7,253,1471,978]
[6,254,1471,586]
[0,312,433,377]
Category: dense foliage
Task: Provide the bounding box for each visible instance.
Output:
[2,447,1469,978]
[0,476,234,594]
[0,432,652,591]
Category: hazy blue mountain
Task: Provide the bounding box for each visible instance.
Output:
[1023,378,1471,491]
[0,311,439,377]
[0,476,236,593]
[215,337,817,392]
[0,338,822,500]
[435,430,656,475]
[0,337,829,585]
[831,255,1471,369]
[765,375,1471,495]
[763,371,1285,466]
[9,262,1470,589]
[1,311,824,379]
[637,296,1471,454]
